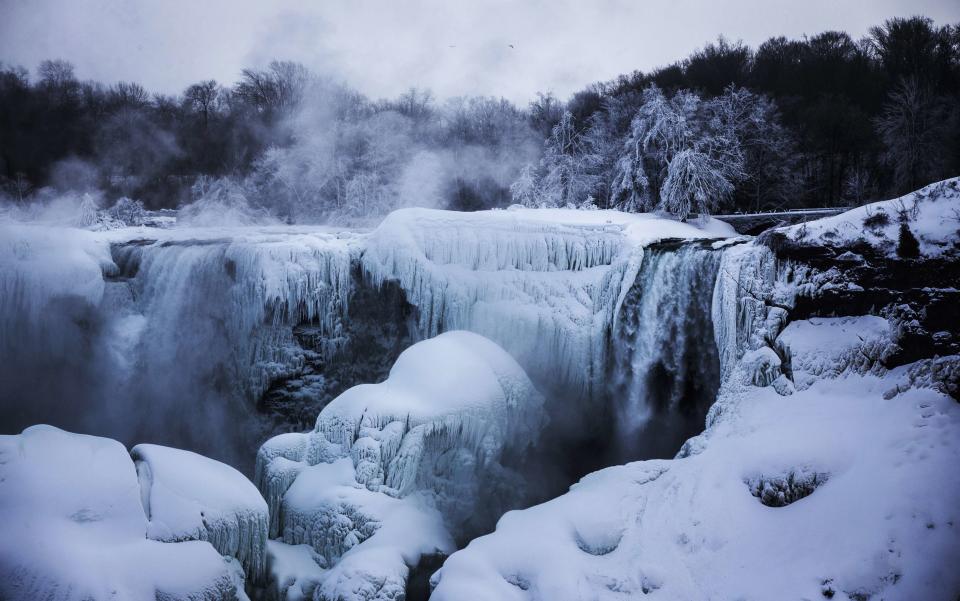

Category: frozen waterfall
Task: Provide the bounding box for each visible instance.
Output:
[610,241,723,458]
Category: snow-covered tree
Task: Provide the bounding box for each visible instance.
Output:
[661,148,736,220]
[538,111,602,207]
[610,85,700,212]
[510,163,540,207]
[708,86,797,211]
[109,197,146,226]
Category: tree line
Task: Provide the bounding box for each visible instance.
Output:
[1,15,957,222]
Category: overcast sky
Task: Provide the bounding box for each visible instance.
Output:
[1,0,958,103]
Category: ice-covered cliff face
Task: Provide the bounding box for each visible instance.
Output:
[0,209,733,472]
[430,180,960,601]
[362,208,733,400]
[0,225,363,468]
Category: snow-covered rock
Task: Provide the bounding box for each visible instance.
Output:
[0,426,243,601]
[256,330,546,600]
[431,354,960,600]
[777,177,960,258]
[777,316,894,388]
[132,443,269,582]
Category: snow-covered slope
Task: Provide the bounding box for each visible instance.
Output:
[431,359,960,600]
[431,307,960,600]
[132,444,269,583]
[255,331,545,600]
[0,426,246,601]
[776,177,960,258]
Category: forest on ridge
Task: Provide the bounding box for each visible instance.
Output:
[1,15,958,222]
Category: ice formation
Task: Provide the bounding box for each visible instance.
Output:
[255,331,546,600]
[0,223,112,353]
[112,227,360,403]
[361,207,733,397]
[0,426,245,601]
[132,443,269,582]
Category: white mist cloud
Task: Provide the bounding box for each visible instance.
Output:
[1,0,958,103]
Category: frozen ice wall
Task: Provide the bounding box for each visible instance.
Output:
[361,207,731,401]
[0,223,362,469]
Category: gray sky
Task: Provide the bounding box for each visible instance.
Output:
[1,0,958,103]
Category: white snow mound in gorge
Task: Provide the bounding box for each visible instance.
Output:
[362,207,734,395]
[255,330,546,601]
[431,318,960,601]
[132,443,269,583]
[0,426,247,601]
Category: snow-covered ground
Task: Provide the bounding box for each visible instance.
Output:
[431,320,960,600]
[777,177,960,258]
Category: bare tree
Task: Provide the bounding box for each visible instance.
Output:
[874,77,950,193]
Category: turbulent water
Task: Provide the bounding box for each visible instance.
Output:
[611,241,722,459]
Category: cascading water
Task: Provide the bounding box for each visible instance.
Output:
[611,240,722,459]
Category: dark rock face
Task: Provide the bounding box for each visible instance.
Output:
[759,230,960,373]
[259,270,415,431]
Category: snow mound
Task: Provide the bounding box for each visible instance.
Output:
[431,359,960,600]
[778,177,960,258]
[0,426,242,601]
[362,207,732,396]
[256,331,545,600]
[131,443,269,582]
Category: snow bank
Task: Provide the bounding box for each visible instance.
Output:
[778,177,960,258]
[431,350,960,600]
[362,207,732,396]
[132,443,269,582]
[256,331,545,600]
[0,426,242,601]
